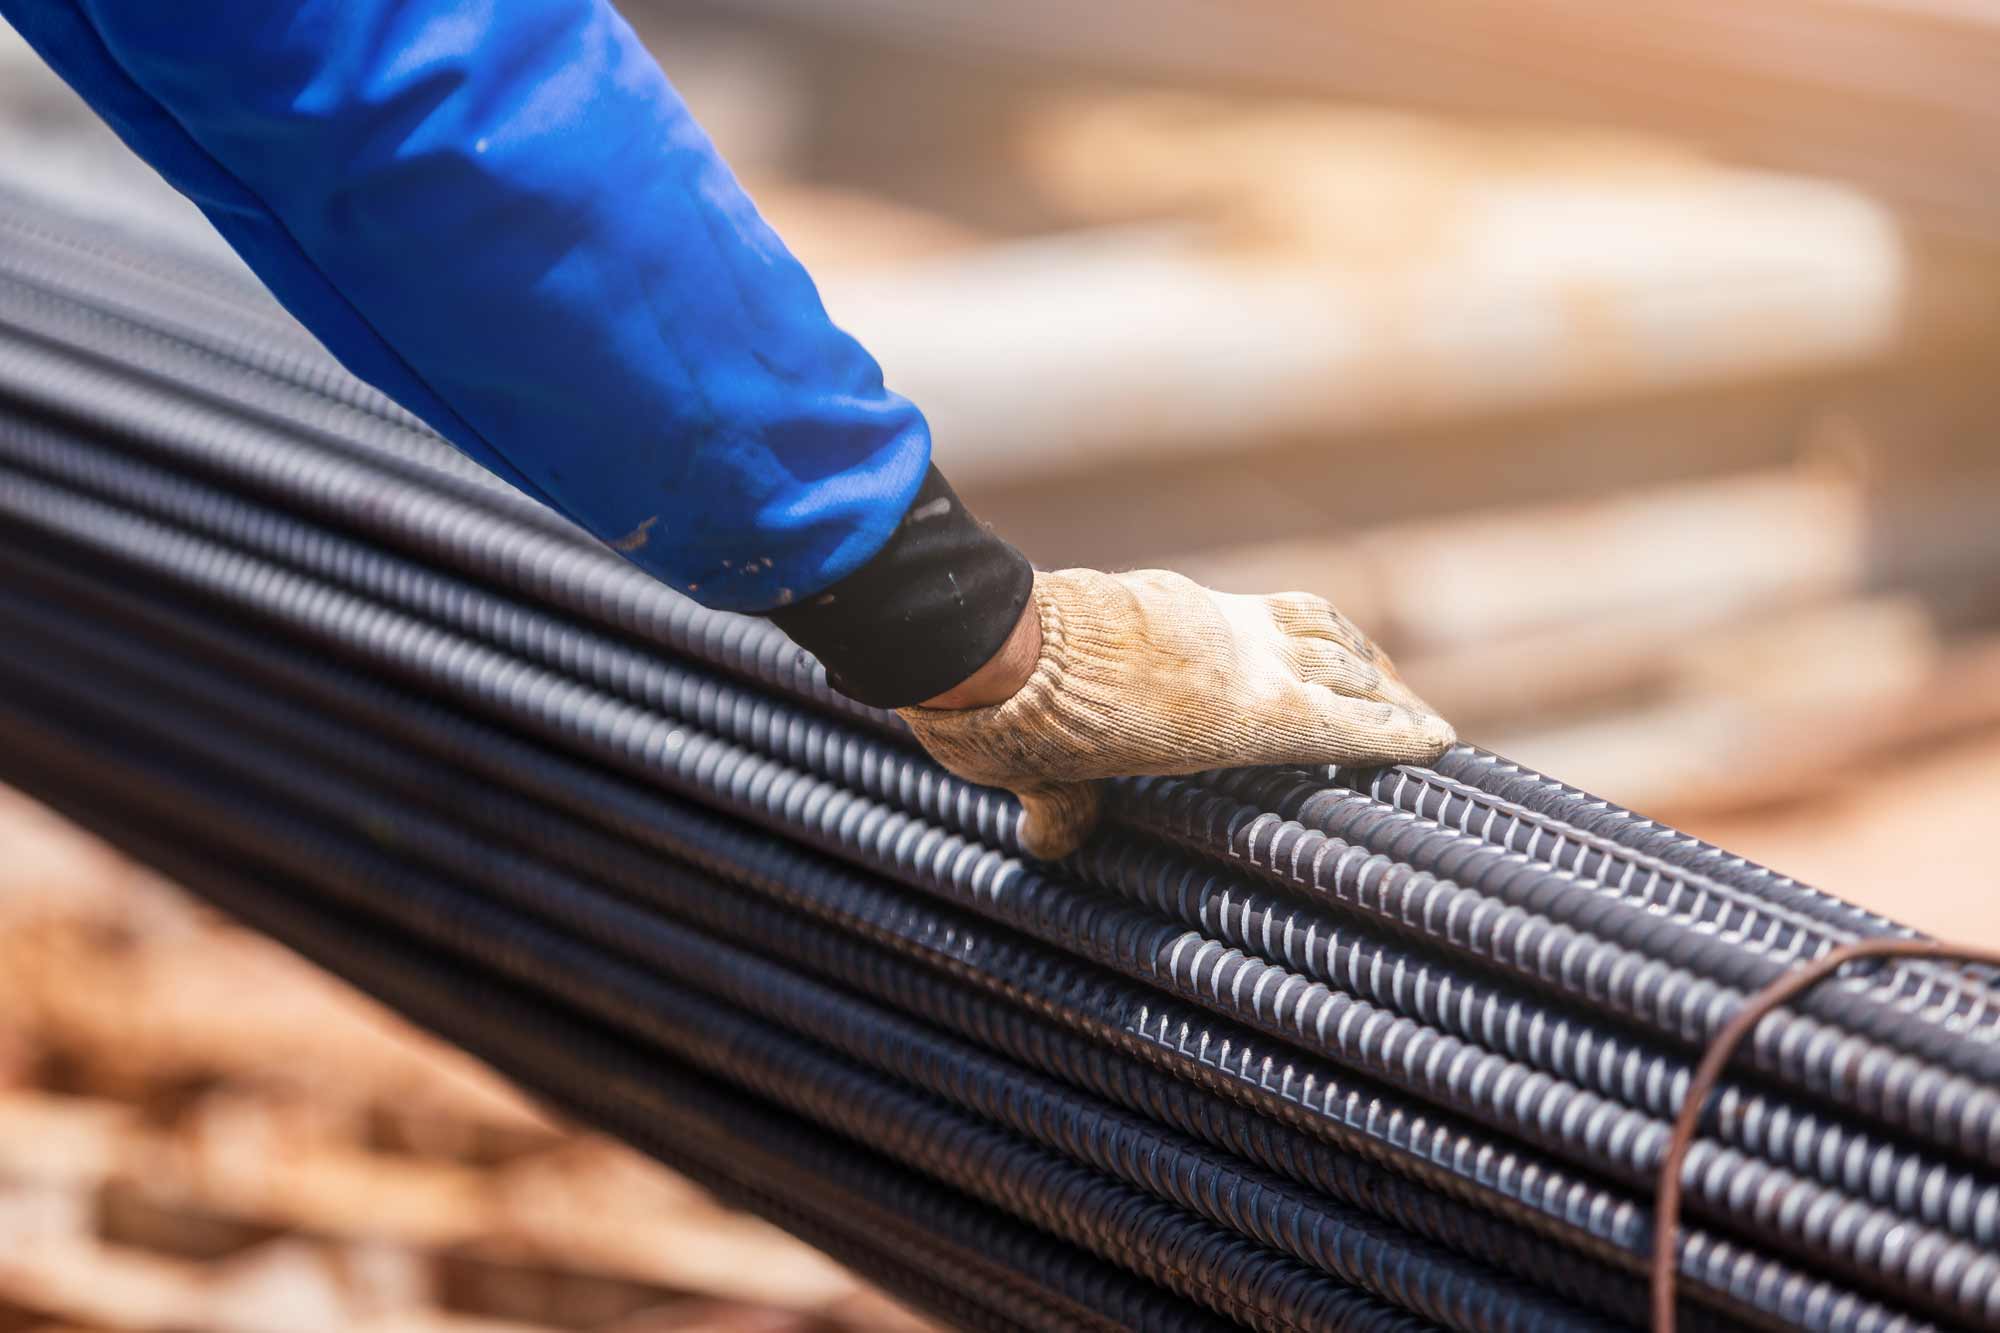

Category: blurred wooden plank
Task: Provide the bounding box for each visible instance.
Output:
[590,1305,819,1332]
[746,182,988,276]
[0,1094,133,1187]
[832,157,1899,481]
[1482,613,2000,817]
[1176,462,1867,653]
[961,369,1832,573]
[0,1238,212,1332]
[686,0,2000,241]
[349,1315,556,1333]
[0,912,554,1138]
[0,1085,860,1310]
[1688,725,2000,945]
[490,1144,855,1307]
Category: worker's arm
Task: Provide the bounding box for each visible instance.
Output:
[2,0,1451,858]
[1,0,1028,707]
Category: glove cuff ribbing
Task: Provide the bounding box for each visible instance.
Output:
[763,465,1034,708]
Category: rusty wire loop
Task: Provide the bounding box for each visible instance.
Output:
[1654,936,2000,1331]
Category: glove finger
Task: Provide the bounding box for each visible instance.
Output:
[1015,780,1103,861]
[1265,590,1340,636]
[1267,592,1381,658]
[1372,658,1447,724]
[1288,687,1457,767]
[1287,641,1448,735]
[1288,638,1391,698]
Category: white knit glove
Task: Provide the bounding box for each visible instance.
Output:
[900,568,1454,858]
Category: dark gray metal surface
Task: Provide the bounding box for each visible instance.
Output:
[0,189,1992,1332]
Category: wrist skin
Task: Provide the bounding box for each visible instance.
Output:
[920,595,1041,709]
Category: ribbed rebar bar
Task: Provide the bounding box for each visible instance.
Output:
[4,227,1989,1059]
[2,390,1991,1179]
[1205,766,2000,1050]
[0,188,1993,1333]
[8,415,1993,1242]
[1332,757,2000,1038]
[0,706,1451,1333]
[0,545,1948,1333]
[1,469,1994,1328]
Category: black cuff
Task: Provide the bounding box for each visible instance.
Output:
[763,466,1034,708]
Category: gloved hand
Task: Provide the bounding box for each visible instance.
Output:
[900,568,1455,859]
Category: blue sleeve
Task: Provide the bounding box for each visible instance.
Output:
[0,0,930,612]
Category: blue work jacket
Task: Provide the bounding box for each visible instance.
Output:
[2,0,929,612]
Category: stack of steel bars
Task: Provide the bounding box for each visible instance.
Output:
[0,186,1996,1333]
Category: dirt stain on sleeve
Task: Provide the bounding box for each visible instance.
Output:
[611,515,660,552]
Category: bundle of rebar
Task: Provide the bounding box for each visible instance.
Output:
[1,186,1996,1333]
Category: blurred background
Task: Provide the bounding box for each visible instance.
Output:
[3,3,1998,1329]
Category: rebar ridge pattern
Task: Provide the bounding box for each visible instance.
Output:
[0,187,1992,1333]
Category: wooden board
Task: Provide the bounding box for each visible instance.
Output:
[686,0,2000,241]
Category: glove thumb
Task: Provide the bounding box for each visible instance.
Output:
[1014,780,1102,861]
